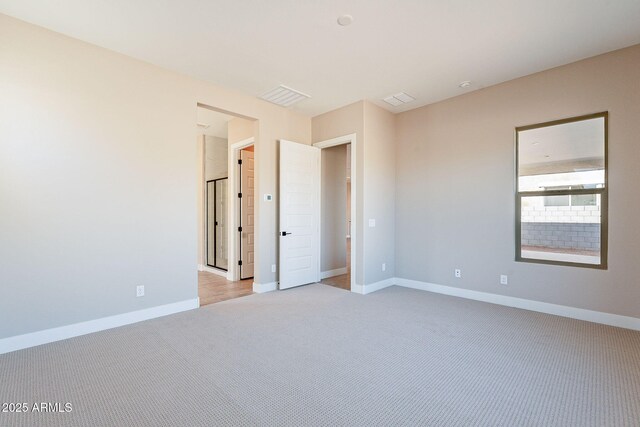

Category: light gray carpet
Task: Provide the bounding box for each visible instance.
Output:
[1,284,640,426]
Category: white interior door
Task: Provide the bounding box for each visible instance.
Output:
[279,140,320,289]
[240,149,254,279]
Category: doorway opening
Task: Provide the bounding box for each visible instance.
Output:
[314,134,356,292]
[228,136,256,282]
[319,143,351,290]
[197,104,257,305]
[238,144,255,280]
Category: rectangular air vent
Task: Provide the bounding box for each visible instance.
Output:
[383,92,415,107]
[260,85,311,107]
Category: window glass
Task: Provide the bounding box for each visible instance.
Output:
[520,195,601,265]
[518,117,605,192]
[516,113,607,268]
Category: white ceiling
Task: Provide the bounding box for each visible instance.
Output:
[197,107,234,139]
[519,117,604,165]
[2,1,640,116]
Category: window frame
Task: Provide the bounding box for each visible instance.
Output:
[515,112,608,270]
[542,185,599,207]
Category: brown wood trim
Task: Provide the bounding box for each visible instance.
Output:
[517,256,607,270]
[518,188,605,197]
[516,111,608,133]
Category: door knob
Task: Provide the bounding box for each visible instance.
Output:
[281,231,292,236]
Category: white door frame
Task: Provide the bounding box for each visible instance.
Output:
[313,133,357,293]
[228,137,255,281]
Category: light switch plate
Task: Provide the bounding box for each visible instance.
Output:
[368,219,376,228]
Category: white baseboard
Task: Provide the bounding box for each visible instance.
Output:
[352,277,396,295]
[321,267,348,279]
[253,282,277,293]
[199,265,228,278]
[395,278,640,331]
[0,298,200,355]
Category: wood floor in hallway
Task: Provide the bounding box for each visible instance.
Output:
[320,238,351,291]
[320,273,350,291]
[198,271,253,306]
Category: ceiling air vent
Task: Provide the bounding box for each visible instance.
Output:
[383,92,415,107]
[260,85,311,107]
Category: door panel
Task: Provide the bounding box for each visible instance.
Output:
[240,149,254,279]
[279,140,320,289]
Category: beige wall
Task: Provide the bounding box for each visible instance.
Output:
[313,102,365,285]
[0,13,310,339]
[205,136,228,181]
[321,145,348,273]
[312,101,396,286]
[395,44,640,318]
[228,117,257,145]
[363,102,396,284]
[4,9,637,341]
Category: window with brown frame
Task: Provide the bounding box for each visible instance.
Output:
[515,112,608,269]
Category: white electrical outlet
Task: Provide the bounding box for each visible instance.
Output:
[500,275,508,285]
[271,264,276,273]
[454,269,461,278]
[136,285,145,297]
[382,263,386,271]
[368,219,376,228]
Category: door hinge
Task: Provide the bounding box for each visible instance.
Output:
[238,192,242,198]
[238,226,242,232]
[238,159,243,165]
[238,260,243,266]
